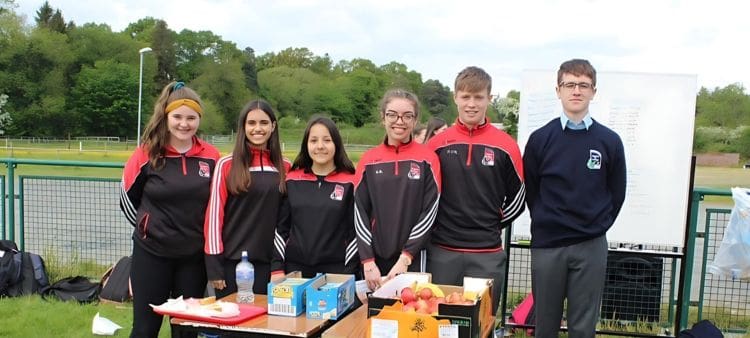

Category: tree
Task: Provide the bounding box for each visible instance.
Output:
[123,17,158,43]
[380,61,422,94]
[241,47,259,93]
[70,60,138,137]
[495,91,520,138]
[35,2,70,33]
[696,84,750,128]
[152,20,176,88]
[0,0,17,15]
[192,59,250,130]
[420,79,452,119]
[335,69,381,127]
[0,93,11,134]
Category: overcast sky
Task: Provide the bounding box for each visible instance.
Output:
[16,0,749,96]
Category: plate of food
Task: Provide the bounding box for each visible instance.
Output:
[151,296,266,325]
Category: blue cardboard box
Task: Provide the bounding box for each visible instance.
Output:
[267,271,321,316]
[305,273,356,320]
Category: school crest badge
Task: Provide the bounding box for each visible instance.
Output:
[407,163,421,180]
[481,148,495,166]
[198,161,211,178]
[330,184,345,201]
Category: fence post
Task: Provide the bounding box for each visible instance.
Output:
[679,189,703,330]
[5,159,14,243]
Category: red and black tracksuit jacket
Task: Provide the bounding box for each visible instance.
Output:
[271,170,358,275]
[203,148,290,281]
[354,140,441,266]
[426,118,525,251]
[120,137,220,257]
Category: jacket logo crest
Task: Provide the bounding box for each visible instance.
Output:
[407,163,421,180]
[198,161,211,178]
[481,148,495,166]
[330,184,344,201]
[587,149,602,169]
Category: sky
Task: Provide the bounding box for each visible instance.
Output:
[15,0,750,96]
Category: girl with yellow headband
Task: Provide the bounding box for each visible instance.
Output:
[120,81,219,337]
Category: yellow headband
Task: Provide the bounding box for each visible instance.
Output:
[165,99,203,116]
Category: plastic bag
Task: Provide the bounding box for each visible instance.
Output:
[708,187,750,279]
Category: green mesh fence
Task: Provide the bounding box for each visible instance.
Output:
[19,175,132,266]
[504,238,679,336]
[698,208,750,333]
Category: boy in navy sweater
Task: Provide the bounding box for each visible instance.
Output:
[523,59,626,338]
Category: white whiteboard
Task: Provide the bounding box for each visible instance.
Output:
[514,70,697,247]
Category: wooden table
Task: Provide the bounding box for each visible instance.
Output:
[321,305,496,338]
[170,294,331,337]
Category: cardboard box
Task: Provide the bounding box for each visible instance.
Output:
[367,303,453,338]
[305,273,356,320]
[367,273,493,338]
[266,271,320,316]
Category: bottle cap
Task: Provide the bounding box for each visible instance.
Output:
[242,250,248,257]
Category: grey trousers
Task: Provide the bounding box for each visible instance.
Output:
[531,235,607,338]
[426,243,506,314]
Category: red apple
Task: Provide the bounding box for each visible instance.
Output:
[400,287,416,304]
[418,287,433,300]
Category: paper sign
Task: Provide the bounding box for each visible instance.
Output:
[371,318,398,338]
[438,324,459,338]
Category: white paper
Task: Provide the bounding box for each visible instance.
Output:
[92,312,122,336]
[439,324,459,338]
[370,318,398,338]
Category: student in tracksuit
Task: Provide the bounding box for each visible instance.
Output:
[426,67,526,315]
[204,99,289,297]
[120,81,220,338]
[524,59,626,338]
[355,89,441,291]
[270,116,359,281]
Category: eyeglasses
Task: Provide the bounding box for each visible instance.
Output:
[559,82,594,91]
[384,112,416,123]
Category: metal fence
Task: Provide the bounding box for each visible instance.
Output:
[0,158,746,336]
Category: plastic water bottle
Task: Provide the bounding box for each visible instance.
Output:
[236,251,255,303]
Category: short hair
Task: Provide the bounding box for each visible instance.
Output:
[292,115,355,174]
[557,59,597,87]
[454,66,492,94]
[378,89,420,119]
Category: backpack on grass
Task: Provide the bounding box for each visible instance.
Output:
[507,292,536,336]
[99,256,132,303]
[42,276,100,303]
[1,240,50,297]
[0,240,21,296]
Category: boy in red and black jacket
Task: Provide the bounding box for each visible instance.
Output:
[426,67,525,314]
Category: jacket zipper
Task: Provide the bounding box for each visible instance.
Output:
[394,145,399,175]
[466,129,474,166]
[181,153,187,175]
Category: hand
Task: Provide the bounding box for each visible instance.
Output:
[270,273,286,284]
[363,262,382,291]
[386,258,408,280]
[210,279,226,290]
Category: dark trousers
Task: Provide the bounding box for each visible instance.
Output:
[214,260,270,299]
[130,242,206,338]
[531,235,608,338]
[426,243,506,314]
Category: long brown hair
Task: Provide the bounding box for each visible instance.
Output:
[226,99,286,195]
[292,115,355,174]
[141,81,202,169]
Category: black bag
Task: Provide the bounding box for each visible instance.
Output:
[99,256,132,303]
[6,251,50,296]
[0,240,21,296]
[42,276,100,303]
[678,320,723,338]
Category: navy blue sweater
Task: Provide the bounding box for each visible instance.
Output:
[523,118,626,248]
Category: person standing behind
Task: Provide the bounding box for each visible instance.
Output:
[120,81,220,337]
[423,116,448,143]
[426,67,525,315]
[270,116,359,281]
[355,89,441,291]
[204,99,290,298]
[523,59,626,338]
